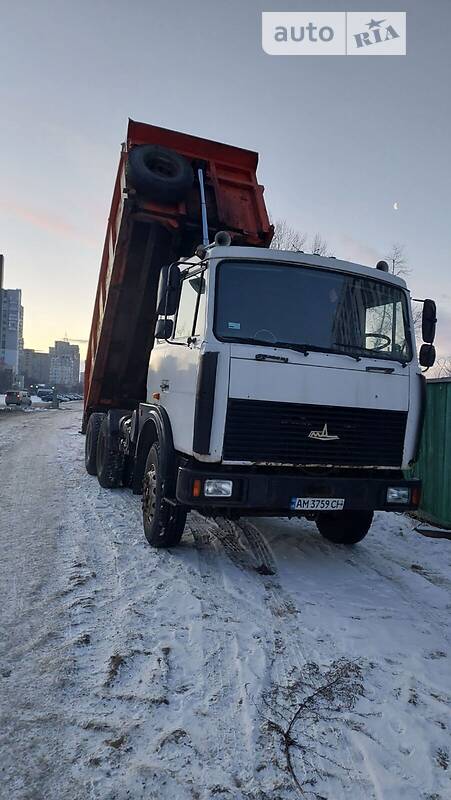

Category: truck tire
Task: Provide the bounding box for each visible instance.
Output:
[96,416,124,489]
[316,510,373,545]
[85,412,105,475]
[126,144,194,203]
[142,442,187,548]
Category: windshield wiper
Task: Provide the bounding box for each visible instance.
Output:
[333,341,409,366]
[333,342,379,361]
[228,336,315,354]
[228,336,362,362]
[273,341,362,362]
[272,341,313,355]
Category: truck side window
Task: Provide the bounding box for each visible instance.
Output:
[173,272,206,339]
[174,275,198,339]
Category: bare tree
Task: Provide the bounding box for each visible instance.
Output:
[411,301,423,339]
[271,220,333,256]
[434,356,451,378]
[386,243,410,277]
[270,219,307,252]
[310,232,330,257]
[385,243,423,338]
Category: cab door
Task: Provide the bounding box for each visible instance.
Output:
[147,268,207,455]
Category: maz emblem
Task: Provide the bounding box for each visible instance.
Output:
[308,423,340,441]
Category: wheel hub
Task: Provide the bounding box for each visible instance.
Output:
[143,464,157,523]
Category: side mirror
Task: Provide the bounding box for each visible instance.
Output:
[156,265,169,315]
[155,318,173,339]
[419,343,436,368]
[422,299,437,344]
[156,264,181,317]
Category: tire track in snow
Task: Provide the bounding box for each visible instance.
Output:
[59,434,262,798]
[52,427,198,798]
[248,527,369,800]
[187,514,369,798]
[0,407,93,800]
[185,514,266,796]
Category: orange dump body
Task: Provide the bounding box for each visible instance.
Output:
[83,119,273,426]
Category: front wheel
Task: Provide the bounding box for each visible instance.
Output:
[142,443,186,548]
[316,510,373,545]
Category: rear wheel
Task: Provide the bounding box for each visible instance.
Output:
[85,412,104,475]
[316,510,373,545]
[142,443,186,548]
[96,416,124,488]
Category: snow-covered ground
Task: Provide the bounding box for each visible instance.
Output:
[0,404,450,800]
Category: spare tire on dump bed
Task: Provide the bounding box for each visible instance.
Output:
[126,144,194,203]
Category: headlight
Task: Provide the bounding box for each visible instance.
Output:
[204,479,233,497]
[386,487,411,504]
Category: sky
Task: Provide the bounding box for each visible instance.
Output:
[1,0,450,361]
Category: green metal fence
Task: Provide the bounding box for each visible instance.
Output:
[412,378,451,528]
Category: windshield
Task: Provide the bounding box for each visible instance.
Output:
[214,260,412,362]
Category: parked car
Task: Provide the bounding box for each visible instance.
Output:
[38,392,54,402]
[5,390,32,407]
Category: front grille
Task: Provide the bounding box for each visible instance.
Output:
[223,399,407,467]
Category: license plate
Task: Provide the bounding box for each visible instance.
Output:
[290,497,345,511]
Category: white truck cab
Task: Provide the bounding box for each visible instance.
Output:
[133,242,431,547]
[149,246,423,467]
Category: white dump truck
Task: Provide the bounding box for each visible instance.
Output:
[84,121,437,548]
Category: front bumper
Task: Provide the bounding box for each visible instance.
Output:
[176,466,421,514]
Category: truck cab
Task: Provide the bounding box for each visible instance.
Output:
[137,242,426,546]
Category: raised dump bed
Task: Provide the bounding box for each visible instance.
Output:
[83,119,273,428]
